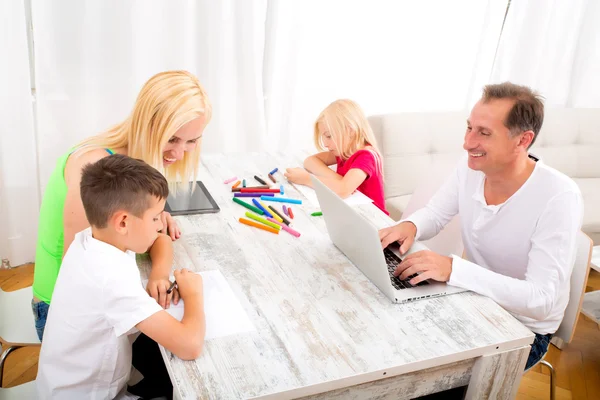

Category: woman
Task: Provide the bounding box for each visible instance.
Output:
[32,70,212,340]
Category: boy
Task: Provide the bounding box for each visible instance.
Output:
[37,154,206,399]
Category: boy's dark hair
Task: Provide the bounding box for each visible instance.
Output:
[80,154,169,228]
[482,82,545,148]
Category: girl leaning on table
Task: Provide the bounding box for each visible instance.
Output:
[285,99,388,214]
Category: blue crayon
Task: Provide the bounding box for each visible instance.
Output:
[260,196,302,205]
[269,167,278,175]
[252,198,273,218]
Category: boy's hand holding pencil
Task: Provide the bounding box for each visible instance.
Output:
[147,275,180,309]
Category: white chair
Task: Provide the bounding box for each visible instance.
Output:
[0,380,37,400]
[528,230,593,400]
[0,286,41,387]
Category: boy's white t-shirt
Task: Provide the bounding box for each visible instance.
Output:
[37,228,162,400]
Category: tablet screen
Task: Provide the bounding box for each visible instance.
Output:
[165,181,220,215]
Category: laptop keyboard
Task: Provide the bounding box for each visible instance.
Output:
[384,248,429,290]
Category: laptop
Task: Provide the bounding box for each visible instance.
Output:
[311,175,466,304]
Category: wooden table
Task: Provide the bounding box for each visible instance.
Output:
[138,152,534,400]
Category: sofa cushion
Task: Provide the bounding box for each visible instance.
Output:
[385,195,411,221]
[369,112,465,199]
[532,109,600,179]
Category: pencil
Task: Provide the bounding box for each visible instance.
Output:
[268,205,290,226]
[240,188,280,193]
[234,193,274,198]
[267,206,283,223]
[166,280,178,294]
[267,217,301,238]
[239,218,279,234]
[244,212,281,230]
[260,195,302,204]
[252,199,273,218]
[232,197,264,215]
[232,185,269,192]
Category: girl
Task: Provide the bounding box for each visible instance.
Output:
[33,70,212,340]
[285,99,388,214]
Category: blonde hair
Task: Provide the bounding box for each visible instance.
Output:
[314,99,383,172]
[76,70,212,184]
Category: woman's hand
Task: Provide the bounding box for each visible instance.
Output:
[160,211,181,240]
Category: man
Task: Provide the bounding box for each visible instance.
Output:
[379,82,583,369]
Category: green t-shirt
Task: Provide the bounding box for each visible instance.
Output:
[33,148,114,303]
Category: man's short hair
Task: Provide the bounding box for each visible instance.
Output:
[482,82,545,147]
[80,154,169,228]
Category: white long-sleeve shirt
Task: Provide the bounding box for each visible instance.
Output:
[406,155,583,334]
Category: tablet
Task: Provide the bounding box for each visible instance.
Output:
[165,181,220,216]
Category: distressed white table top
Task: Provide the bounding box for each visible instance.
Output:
[138,152,534,400]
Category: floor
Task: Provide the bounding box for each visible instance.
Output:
[1,264,600,398]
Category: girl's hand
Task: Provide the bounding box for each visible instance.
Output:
[160,211,181,240]
[284,168,311,186]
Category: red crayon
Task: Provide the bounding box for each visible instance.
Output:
[240,188,280,193]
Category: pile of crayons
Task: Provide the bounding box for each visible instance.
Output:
[224,167,301,237]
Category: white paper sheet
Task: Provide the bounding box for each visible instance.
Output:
[343,190,375,206]
[143,270,254,340]
[288,178,374,207]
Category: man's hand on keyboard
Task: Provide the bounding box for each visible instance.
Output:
[393,250,453,286]
[379,221,417,255]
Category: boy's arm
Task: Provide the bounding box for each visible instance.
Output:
[137,269,206,360]
[147,234,177,308]
[136,295,205,360]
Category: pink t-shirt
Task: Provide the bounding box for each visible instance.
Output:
[336,149,388,214]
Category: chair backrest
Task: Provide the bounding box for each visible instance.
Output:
[0,286,40,345]
[0,380,37,400]
[554,231,593,345]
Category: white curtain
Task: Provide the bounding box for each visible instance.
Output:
[3,0,514,265]
[31,0,268,192]
[0,0,40,266]
[491,0,600,106]
[263,0,509,152]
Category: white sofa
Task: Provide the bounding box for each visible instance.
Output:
[369,109,600,248]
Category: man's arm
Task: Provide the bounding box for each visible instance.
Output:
[448,191,582,321]
[402,163,461,240]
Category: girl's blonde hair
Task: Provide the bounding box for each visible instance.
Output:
[313,99,383,171]
[76,70,212,184]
